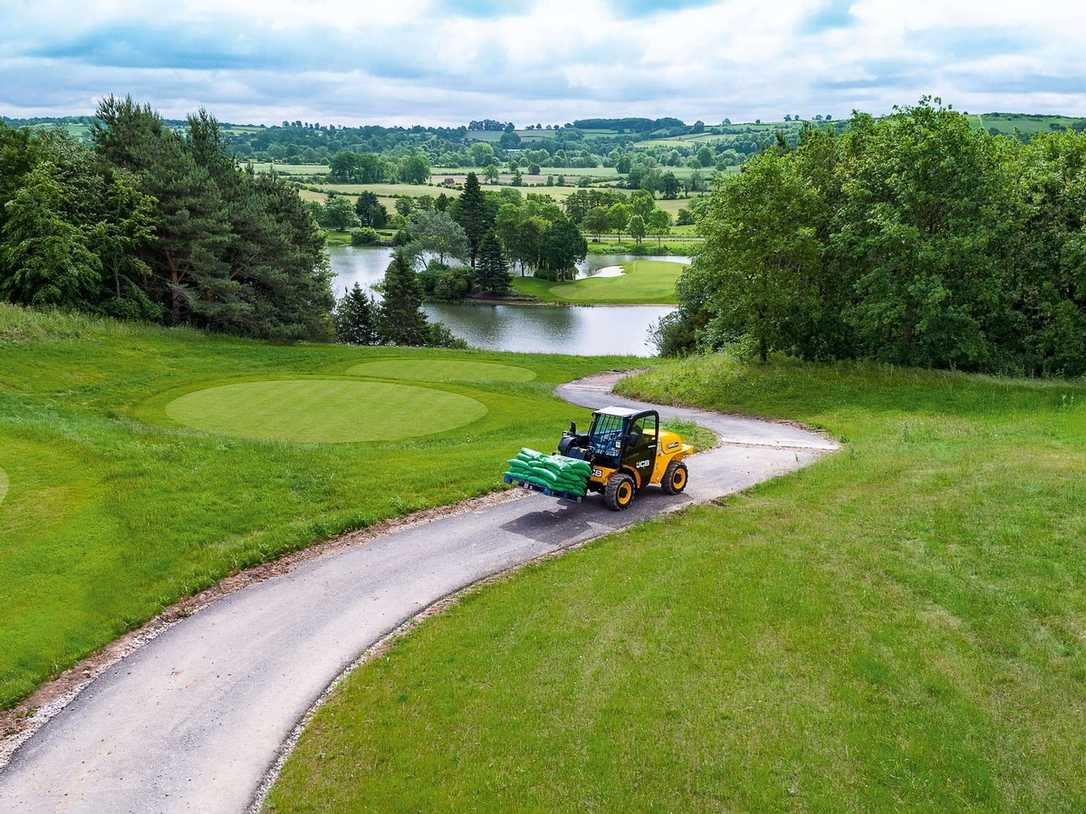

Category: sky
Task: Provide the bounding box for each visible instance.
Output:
[3,0,1086,126]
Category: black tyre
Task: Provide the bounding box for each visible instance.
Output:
[661,460,688,495]
[603,472,636,511]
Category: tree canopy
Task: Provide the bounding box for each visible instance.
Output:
[666,98,1086,376]
[0,96,335,339]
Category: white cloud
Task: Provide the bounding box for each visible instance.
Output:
[3,0,1086,123]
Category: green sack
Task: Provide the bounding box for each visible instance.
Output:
[525,469,583,492]
[544,455,591,476]
[529,467,561,484]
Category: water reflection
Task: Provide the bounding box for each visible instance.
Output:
[327,246,678,356]
[424,301,673,357]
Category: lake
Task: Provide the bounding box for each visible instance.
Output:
[328,246,684,357]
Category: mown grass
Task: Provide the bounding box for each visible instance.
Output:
[511,259,685,304]
[0,304,637,707]
[165,379,489,443]
[345,359,537,383]
[268,354,1086,813]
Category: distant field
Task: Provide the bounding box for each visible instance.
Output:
[467,128,627,143]
[656,196,706,215]
[315,182,452,197]
[313,182,590,202]
[639,134,724,148]
[640,124,790,148]
[249,162,330,175]
[298,179,708,225]
[969,113,1086,137]
[432,172,620,187]
[467,130,525,143]
[433,166,622,179]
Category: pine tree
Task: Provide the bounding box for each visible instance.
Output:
[475,230,510,295]
[93,96,233,326]
[378,250,428,345]
[334,283,379,344]
[455,171,489,268]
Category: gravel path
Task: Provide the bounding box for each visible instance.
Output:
[0,372,836,813]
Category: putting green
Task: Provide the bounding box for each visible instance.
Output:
[0,467,7,506]
[347,359,536,384]
[165,380,487,443]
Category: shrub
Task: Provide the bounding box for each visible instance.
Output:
[350,227,380,246]
[433,266,473,301]
[426,321,469,348]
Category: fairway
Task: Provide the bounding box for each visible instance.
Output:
[0,304,635,707]
[165,380,487,443]
[0,467,7,506]
[512,259,685,304]
[348,359,536,383]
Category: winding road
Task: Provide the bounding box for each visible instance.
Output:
[0,372,836,813]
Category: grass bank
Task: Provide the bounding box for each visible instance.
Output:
[511,259,685,305]
[586,238,700,255]
[0,304,637,707]
[269,354,1086,813]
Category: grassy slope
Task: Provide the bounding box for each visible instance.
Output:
[0,305,636,707]
[511,259,684,304]
[269,355,1086,813]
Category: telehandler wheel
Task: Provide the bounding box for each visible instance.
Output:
[661,460,688,495]
[604,472,636,511]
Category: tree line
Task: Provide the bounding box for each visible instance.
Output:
[332,171,592,346]
[661,99,1086,377]
[1,96,334,340]
[332,172,525,343]
[407,173,586,293]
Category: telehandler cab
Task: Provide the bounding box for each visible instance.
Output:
[558,406,693,511]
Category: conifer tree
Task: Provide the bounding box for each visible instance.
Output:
[378,250,428,345]
[455,171,489,268]
[475,230,510,295]
[334,283,379,345]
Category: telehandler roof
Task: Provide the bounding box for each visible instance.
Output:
[594,406,641,417]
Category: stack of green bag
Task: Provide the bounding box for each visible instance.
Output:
[504,448,592,497]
